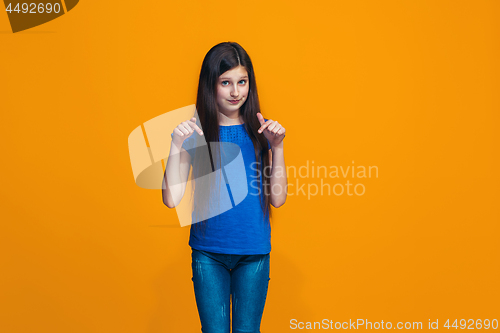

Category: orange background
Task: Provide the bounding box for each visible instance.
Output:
[1,0,499,332]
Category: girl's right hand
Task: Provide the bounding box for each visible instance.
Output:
[172,117,204,145]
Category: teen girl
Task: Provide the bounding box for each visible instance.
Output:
[163,41,287,333]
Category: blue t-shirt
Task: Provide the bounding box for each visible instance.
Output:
[171,123,271,255]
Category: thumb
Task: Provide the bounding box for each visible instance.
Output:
[256,113,265,125]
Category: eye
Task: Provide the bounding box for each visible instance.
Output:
[239,80,247,85]
[221,81,229,86]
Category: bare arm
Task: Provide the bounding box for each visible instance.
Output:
[256,112,287,208]
[162,117,203,208]
[162,141,191,208]
[269,141,287,208]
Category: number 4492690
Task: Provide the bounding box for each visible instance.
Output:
[6,3,62,14]
[444,319,498,330]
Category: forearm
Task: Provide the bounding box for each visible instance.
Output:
[269,141,287,207]
[162,141,187,208]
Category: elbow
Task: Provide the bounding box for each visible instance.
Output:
[271,197,286,208]
[162,181,185,208]
[163,196,179,209]
[270,184,287,208]
[162,192,176,209]
[162,185,183,209]
[163,198,173,209]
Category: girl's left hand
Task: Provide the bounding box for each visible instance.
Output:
[257,113,286,148]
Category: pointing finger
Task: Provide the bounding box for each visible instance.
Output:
[256,113,266,125]
[187,119,204,135]
[258,119,273,133]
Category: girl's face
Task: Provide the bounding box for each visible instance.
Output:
[216,65,249,116]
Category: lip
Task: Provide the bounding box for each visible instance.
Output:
[228,99,241,104]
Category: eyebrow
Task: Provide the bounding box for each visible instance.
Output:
[219,76,248,80]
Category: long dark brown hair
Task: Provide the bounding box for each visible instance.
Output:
[190,42,272,236]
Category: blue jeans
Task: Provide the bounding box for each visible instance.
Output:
[191,248,271,333]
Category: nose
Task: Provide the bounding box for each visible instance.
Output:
[230,85,239,98]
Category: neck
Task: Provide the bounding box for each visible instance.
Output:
[218,110,243,126]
